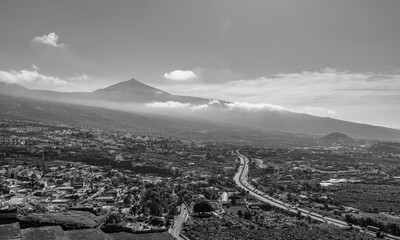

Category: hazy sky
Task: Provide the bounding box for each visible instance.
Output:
[1,0,400,128]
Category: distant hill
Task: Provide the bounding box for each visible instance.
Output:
[368,142,400,154]
[1,79,400,141]
[0,95,318,146]
[0,94,213,136]
[320,132,354,145]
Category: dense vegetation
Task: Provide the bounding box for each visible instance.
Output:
[184,218,374,240]
[345,213,400,236]
[332,184,400,213]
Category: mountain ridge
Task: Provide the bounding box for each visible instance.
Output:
[1,79,400,141]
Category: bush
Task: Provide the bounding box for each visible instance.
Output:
[193,200,214,214]
[107,213,122,224]
[243,211,252,220]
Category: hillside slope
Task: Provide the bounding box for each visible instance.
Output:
[0,95,318,146]
[1,79,400,141]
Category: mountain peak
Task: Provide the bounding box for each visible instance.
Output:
[123,78,146,85]
[322,132,351,139]
[97,78,164,94]
[90,78,171,102]
[321,132,354,144]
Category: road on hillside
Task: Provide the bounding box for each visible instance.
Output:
[234,151,400,240]
[169,203,189,240]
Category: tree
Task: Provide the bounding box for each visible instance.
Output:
[243,211,252,220]
[35,204,47,213]
[237,210,243,218]
[297,210,302,219]
[208,177,219,186]
[0,183,9,194]
[193,200,214,214]
[177,189,193,205]
[229,195,239,205]
[107,213,122,224]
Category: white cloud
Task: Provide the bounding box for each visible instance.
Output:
[145,100,285,113]
[301,106,336,116]
[0,69,69,86]
[190,104,208,111]
[3,61,94,87]
[32,32,66,48]
[163,70,198,81]
[146,101,190,108]
[224,102,286,112]
[327,110,336,115]
[209,99,220,105]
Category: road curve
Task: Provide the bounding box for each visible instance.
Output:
[169,203,189,240]
[234,151,400,240]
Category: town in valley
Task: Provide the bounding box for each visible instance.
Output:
[1,120,400,239]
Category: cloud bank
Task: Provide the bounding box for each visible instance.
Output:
[145,100,285,113]
[146,101,190,109]
[190,104,209,111]
[156,68,400,127]
[0,69,68,86]
[0,67,89,90]
[160,68,399,111]
[225,102,286,112]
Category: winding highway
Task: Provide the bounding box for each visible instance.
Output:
[234,151,400,240]
[169,203,189,240]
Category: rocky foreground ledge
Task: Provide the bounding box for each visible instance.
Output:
[18,210,107,229]
[0,222,174,240]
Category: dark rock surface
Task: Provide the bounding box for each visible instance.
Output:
[64,228,112,240]
[0,222,21,240]
[18,210,106,229]
[107,232,174,240]
[21,226,67,240]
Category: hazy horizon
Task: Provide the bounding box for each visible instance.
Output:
[1,0,400,129]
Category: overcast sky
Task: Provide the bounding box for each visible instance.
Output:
[0,0,400,129]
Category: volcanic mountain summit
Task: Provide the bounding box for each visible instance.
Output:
[93,79,223,105]
[92,78,172,103]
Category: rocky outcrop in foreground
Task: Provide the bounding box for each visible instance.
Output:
[0,222,21,240]
[18,211,106,229]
